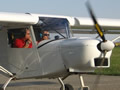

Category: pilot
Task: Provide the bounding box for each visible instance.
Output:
[42,30,50,40]
[14,28,32,48]
[37,30,50,43]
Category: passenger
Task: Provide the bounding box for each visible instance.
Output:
[14,28,32,48]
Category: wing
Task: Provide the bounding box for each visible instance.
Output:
[71,17,120,30]
[70,17,120,34]
[0,12,120,33]
[0,12,38,27]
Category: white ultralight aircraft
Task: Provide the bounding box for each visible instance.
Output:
[0,3,120,90]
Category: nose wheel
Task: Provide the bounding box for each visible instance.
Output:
[58,74,89,90]
[78,75,89,90]
[60,84,74,90]
[58,78,74,90]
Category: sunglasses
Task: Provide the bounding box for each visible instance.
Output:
[43,34,49,36]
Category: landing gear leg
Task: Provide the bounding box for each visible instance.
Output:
[78,75,89,90]
[0,77,13,90]
[58,77,74,90]
[58,77,65,90]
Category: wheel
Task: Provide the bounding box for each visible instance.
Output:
[60,84,74,90]
[79,86,89,90]
[83,86,89,90]
[65,84,74,90]
[0,87,4,90]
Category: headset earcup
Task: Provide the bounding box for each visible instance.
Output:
[40,33,42,38]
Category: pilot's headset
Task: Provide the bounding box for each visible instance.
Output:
[39,30,50,39]
[39,30,44,39]
[39,33,43,38]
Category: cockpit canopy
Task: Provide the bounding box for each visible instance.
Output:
[33,17,70,41]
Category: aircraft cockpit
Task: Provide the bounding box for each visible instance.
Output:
[33,17,70,42]
[7,17,70,48]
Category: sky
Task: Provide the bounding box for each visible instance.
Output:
[0,0,120,19]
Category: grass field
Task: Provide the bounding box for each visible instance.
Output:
[95,47,120,75]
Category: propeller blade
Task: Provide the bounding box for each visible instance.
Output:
[86,2,106,42]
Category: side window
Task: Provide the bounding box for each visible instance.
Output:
[7,28,32,48]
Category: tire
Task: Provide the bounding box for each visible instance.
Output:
[60,84,74,90]
[0,87,4,90]
[83,86,89,90]
[79,86,89,90]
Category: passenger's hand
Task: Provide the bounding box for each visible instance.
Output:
[29,37,32,42]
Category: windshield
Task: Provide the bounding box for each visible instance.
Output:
[33,17,70,42]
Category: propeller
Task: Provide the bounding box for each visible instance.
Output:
[86,1,114,60]
[86,1,115,89]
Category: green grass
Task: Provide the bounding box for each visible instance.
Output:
[95,47,120,75]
